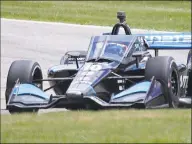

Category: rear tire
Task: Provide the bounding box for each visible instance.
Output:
[187,50,192,96]
[145,56,180,108]
[187,49,192,66]
[5,60,43,114]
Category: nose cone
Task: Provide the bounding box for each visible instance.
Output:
[66,63,111,98]
[66,83,94,98]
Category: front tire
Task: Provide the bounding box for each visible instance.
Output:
[145,56,180,108]
[5,60,43,114]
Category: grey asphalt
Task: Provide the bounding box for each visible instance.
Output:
[1,18,189,114]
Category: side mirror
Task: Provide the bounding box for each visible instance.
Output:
[132,51,149,57]
[67,51,81,58]
[132,51,149,68]
[66,51,83,69]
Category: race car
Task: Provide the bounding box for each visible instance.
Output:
[5,12,192,114]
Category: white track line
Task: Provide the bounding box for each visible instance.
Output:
[1,18,175,33]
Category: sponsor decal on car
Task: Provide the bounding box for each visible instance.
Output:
[180,75,189,89]
[144,35,191,42]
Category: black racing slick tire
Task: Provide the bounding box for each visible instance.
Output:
[187,50,192,96]
[145,56,180,108]
[5,60,43,114]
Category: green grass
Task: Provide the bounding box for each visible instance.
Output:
[1,109,191,143]
[1,1,191,32]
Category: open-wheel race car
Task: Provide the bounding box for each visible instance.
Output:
[6,12,192,114]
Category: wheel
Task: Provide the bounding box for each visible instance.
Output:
[145,56,180,108]
[5,60,43,114]
[187,50,192,65]
[187,50,192,96]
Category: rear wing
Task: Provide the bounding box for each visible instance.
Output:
[103,32,191,56]
[102,11,191,50]
[103,32,191,49]
[136,32,191,50]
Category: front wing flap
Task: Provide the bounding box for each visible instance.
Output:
[7,77,166,110]
[6,83,64,109]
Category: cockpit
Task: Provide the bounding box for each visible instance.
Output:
[86,35,136,63]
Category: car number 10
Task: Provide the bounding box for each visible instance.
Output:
[83,64,102,71]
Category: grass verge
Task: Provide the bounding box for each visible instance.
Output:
[1,109,191,143]
[1,1,191,31]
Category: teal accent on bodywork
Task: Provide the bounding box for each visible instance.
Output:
[125,62,146,71]
[12,86,19,95]
[86,85,97,96]
[48,64,79,73]
[13,84,50,100]
[112,81,151,99]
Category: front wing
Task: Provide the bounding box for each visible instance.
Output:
[7,77,175,110]
[7,78,191,110]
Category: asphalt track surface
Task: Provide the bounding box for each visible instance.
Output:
[1,18,189,114]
